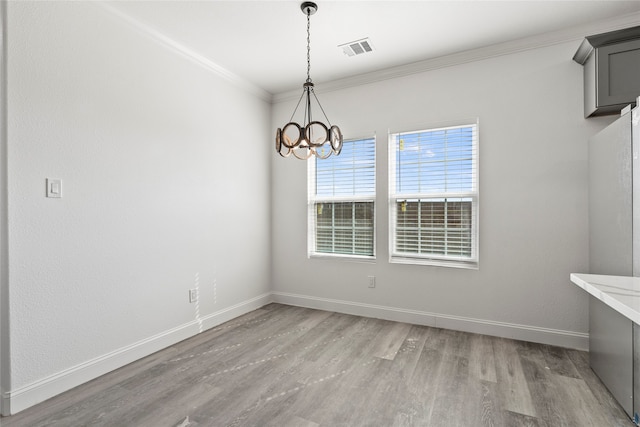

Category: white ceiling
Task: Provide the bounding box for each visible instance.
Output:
[106,1,640,95]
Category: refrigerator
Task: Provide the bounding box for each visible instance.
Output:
[588,100,639,423]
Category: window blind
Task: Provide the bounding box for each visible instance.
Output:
[389,123,478,267]
[309,137,376,257]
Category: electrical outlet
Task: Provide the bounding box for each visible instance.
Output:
[368,276,376,288]
[189,289,198,303]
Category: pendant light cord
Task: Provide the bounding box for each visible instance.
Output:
[306,10,311,83]
[305,8,313,127]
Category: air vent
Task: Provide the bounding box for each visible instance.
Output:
[339,38,374,57]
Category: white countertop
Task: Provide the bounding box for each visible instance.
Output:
[570,273,640,324]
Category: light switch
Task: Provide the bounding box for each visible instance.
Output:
[46,179,62,198]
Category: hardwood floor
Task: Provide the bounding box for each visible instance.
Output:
[2,304,634,426]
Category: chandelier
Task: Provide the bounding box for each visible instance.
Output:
[276,1,343,159]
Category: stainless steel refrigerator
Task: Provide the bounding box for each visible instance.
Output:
[588,100,640,423]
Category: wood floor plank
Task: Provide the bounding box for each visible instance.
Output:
[395,327,447,426]
[392,325,431,379]
[294,308,333,330]
[503,410,550,427]
[493,337,538,418]
[469,333,498,383]
[441,329,472,358]
[517,340,577,426]
[370,320,412,360]
[1,304,633,427]
[426,347,504,427]
[426,354,472,426]
[477,380,506,427]
[539,344,581,379]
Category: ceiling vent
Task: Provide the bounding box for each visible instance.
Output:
[339,38,374,57]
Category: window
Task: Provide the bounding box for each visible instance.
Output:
[389,123,478,268]
[308,136,376,258]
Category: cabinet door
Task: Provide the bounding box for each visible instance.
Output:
[597,39,640,107]
[590,296,633,418]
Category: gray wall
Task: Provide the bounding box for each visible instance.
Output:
[271,40,615,349]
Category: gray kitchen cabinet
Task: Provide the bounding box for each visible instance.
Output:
[589,295,633,418]
[574,26,640,117]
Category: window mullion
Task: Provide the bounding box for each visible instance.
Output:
[351,202,356,253]
[417,200,422,254]
[331,203,336,253]
[444,198,448,256]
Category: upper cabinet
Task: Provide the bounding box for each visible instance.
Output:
[574,26,640,118]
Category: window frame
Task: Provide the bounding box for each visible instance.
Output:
[388,121,479,269]
[307,135,377,261]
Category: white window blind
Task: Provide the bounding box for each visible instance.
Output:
[389,123,478,268]
[308,136,376,258]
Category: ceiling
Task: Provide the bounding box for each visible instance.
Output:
[106,1,640,95]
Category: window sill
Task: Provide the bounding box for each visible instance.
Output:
[390,255,478,270]
[309,253,376,263]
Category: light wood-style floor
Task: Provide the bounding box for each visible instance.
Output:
[2,303,634,426]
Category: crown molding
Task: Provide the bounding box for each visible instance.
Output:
[92,1,640,106]
[273,11,640,104]
[573,25,640,64]
[96,2,273,103]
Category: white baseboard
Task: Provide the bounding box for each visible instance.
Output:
[2,293,272,416]
[271,291,589,351]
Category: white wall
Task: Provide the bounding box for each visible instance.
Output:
[3,1,271,414]
[271,40,616,350]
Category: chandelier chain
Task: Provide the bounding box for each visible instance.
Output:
[306,10,311,83]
